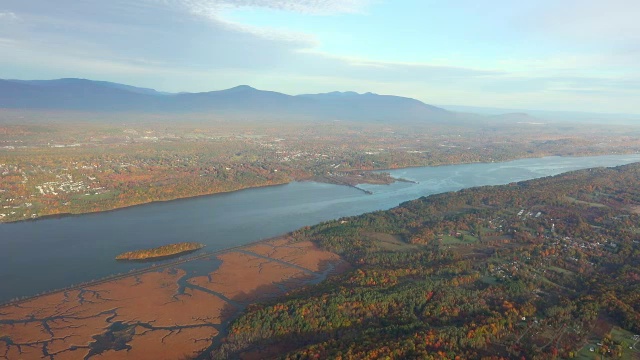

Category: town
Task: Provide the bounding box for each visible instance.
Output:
[2,116,640,222]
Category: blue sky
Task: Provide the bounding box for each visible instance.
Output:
[1,0,639,113]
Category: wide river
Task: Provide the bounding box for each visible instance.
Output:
[2,154,640,303]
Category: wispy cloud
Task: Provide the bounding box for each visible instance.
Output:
[206,13,317,46]
[169,0,370,16]
[0,11,19,21]
[153,0,368,43]
[296,50,501,81]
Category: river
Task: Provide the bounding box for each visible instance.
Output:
[1,154,640,303]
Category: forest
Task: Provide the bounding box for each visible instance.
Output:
[209,163,640,359]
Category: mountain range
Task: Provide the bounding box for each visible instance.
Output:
[0,78,451,123]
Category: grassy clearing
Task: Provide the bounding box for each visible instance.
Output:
[547,265,575,276]
[575,346,597,360]
[462,231,479,242]
[441,231,479,245]
[441,235,465,245]
[481,275,498,285]
[610,326,640,359]
[365,232,418,252]
[70,191,119,202]
[575,326,639,360]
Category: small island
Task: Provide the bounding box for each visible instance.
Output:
[313,171,416,194]
[116,242,205,261]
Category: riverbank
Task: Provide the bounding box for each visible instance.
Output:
[2,152,638,225]
[0,179,293,225]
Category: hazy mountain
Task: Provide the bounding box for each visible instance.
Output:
[0,78,452,123]
[440,104,640,125]
[169,85,314,114]
[0,79,162,111]
[8,78,171,96]
[298,91,448,122]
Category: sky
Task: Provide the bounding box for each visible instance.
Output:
[0,0,639,114]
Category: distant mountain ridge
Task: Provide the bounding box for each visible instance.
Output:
[7,78,171,96]
[0,78,451,123]
[439,104,640,125]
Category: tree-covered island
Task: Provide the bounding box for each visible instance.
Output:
[115,242,205,261]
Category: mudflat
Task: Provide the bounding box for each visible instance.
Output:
[0,238,346,360]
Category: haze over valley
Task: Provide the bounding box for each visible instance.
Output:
[1,1,640,359]
[1,80,640,223]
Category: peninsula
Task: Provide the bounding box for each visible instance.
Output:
[115,242,205,261]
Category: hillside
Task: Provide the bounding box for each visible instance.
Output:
[213,163,640,359]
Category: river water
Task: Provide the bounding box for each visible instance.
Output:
[1,154,640,303]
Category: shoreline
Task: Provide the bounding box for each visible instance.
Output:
[0,233,295,308]
[0,179,293,225]
[2,151,639,225]
[363,151,640,173]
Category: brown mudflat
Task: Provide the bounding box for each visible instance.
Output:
[0,237,346,360]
